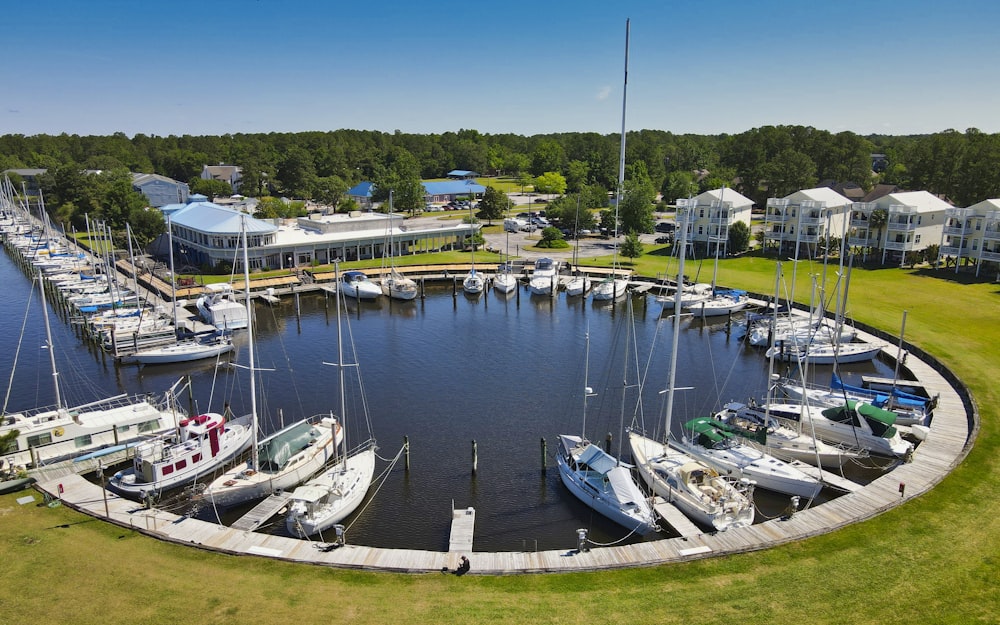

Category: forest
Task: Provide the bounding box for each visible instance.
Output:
[2,125,999,244]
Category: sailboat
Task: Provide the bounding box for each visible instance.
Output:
[628,205,756,531]
[591,23,631,302]
[689,187,749,318]
[556,326,658,535]
[128,214,235,365]
[286,261,378,538]
[380,190,418,301]
[201,216,345,508]
[493,223,518,294]
[2,272,183,469]
[462,205,485,294]
[565,196,592,297]
[108,220,260,500]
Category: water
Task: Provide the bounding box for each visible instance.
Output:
[0,250,897,552]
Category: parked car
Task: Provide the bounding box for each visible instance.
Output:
[655,235,672,244]
[655,221,675,233]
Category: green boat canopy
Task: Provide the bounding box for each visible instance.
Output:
[259,421,320,472]
[821,400,898,438]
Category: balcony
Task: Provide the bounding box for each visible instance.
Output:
[799,233,821,243]
[798,215,824,226]
[850,218,870,229]
[983,228,1000,241]
[886,221,916,232]
[939,245,965,257]
[884,240,914,251]
[709,215,735,225]
[764,232,787,242]
[943,226,969,236]
[765,212,791,223]
[848,236,872,247]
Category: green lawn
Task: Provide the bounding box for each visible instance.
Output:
[2,256,997,625]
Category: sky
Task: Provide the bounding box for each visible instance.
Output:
[3,0,999,138]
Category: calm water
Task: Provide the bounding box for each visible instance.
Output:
[1,250,896,552]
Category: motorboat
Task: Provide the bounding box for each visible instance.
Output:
[339,270,382,300]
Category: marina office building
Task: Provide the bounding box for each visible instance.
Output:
[160,200,477,272]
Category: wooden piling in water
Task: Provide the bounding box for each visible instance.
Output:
[404,435,410,472]
[471,439,478,475]
[540,437,547,472]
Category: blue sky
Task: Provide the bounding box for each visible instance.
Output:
[4,0,998,138]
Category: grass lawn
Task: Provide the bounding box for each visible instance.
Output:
[2,255,997,625]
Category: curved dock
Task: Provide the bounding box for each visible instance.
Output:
[30,319,975,574]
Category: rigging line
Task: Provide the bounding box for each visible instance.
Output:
[342,443,406,534]
[264,300,307,421]
[582,521,646,547]
[631,310,666,432]
[3,273,38,414]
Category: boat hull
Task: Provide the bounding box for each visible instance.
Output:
[286,447,376,537]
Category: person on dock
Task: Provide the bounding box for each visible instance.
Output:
[453,555,470,576]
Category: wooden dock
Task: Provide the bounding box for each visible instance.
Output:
[794,464,862,493]
[231,493,293,531]
[27,318,975,574]
[652,496,703,537]
[448,506,476,553]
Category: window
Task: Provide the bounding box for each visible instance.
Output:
[74,434,93,448]
[27,433,52,447]
[138,419,161,433]
[117,424,131,433]
[192,453,202,463]
[162,465,174,475]
[175,459,187,470]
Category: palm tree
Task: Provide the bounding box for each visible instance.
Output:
[868,208,888,259]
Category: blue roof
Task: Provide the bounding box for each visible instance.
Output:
[167,202,278,235]
[348,181,374,197]
[188,193,208,202]
[422,180,486,195]
[447,170,478,177]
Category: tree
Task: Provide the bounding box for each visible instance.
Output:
[477,186,511,225]
[565,160,589,193]
[128,206,166,250]
[618,166,657,235]
[538,226,569,249]
[530,140,565,176]
[620,231,644,259]
[276,146,316,197]
[868,208,888,252]
[189,177,232,200]
[728,220,751,254]
[534,171,567,195]
[310,175,349,210]
[662,170,698,203]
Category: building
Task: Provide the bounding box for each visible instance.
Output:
[675,188,754,257]
[2,169,47,195]
[161,200,477,271]
[938,199,1000,276]
[446,170,479,180]
[847,191,951,265]
[201,164,242,193]
[348,179,486,209]
[132,173,189,207]
[763,187,852,257]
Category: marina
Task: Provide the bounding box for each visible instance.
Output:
[1,209,976,572]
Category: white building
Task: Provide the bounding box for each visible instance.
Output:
[763,187,852,257]
[676,187,754,257]
[938,199,1000,276]
[848,191,951,265]
[162,201,478,272]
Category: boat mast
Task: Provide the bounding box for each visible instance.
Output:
[38,270,63,412]
[711,186,725,293]
[664,207,689,439]
[612,18,630,277]
[241,215,260,471]
[167,214,179,338]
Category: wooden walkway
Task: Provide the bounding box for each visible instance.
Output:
[448,506,476,553]
[231,493,293,531]
[652,497,702,537]
[30,310,974,574]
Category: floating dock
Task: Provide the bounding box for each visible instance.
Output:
[230,492,293,531]
[651,496,703,537]
[448,505,475,553]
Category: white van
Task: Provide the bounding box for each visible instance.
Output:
[504,218,527,233]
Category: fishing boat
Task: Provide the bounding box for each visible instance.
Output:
[196,282,248,330]
[286,262,378,538]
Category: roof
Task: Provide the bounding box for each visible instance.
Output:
[966,199,1000,213]
[873,191,952,213]
[687,187,754,209]
[167,202,278,235]
[782,187,852,207]
[422,180,486,196]
[132,172,186,187]
[348,181,374,197]
[447,170,478,177]
[3,168,48,176]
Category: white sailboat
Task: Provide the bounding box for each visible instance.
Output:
[128,214,234,365]
[286,261,378,538]
[462,206,485,294]
[201,218,345,508]
[689,187,749,318]
[556,327,658,536]
[1,273,183,469]
[109,220,260,500]
[591,24,631,302]
[628,204,756,532]
[380,191,418,301]
[565,197,593,297]
[493,226,518,294]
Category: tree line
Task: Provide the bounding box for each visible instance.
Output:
[3,126,999,244]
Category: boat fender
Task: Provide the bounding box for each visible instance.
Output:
[332,488,342,497]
